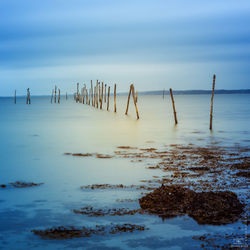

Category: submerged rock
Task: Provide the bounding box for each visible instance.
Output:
[139,184,244,225]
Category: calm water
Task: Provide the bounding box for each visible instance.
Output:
[0,94,249,249]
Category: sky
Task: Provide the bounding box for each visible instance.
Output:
[0,0,250,96]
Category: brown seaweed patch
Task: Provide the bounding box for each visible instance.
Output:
[235,171,250,178]
[96,154,113,159]
[9,181,43,188]
[117,146,137,150]
[188,166,210,171]
[64,153,71,155]
[71,153,93,157]
[140,148,157,152]
[32,224,147,239]
[73,206,142,216]
[0,184,7,188]
[80,184,155,191]
[139,184,244,225]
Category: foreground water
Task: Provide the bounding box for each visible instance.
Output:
[0,94,249,249]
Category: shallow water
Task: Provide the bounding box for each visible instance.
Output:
[0,94,249,249]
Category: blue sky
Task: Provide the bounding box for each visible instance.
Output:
[0,0,250,96]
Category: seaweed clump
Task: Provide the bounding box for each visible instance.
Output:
[139,184,244,225]
[32,224,147,240]
[73,206,142,216]
[1,181,43,189]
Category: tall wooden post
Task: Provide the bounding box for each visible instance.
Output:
[114,83,117,112]
[51,89,54,103]
[131,85,139,119]
[96,85,99,108]
[104,84,107,103]
[100,82,104,109]
[58,89,60,103]
[125,85,132,115]
[210,74,216,130]
[107,86,110,111]
[54,85,57,103]
[14,90,16,104]
[169,88,178,125]
[135,91,138,103]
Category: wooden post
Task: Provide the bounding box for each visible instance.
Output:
[210,74,216,130]
[169,88,178,125]
[96,85,99,108]
[76,83,79,103]
[26,88,29,104]
[51,89,53,103]
[107,86,110,111]
[91,80,93,106]
[100,82,103,109]
[58,89,60,103]
[26,88,31,104]
[125,85,132,115]
[114,83,117,112]
[131,85,139,119]
[14,90,16,104]
[135,91,138,103]
[54,85,57,103]
[104,84,107,103]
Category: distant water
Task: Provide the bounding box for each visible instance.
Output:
[0,94,249,249]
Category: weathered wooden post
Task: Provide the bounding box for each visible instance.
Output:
[125,85,132,115]
[58,89,60,103]
[96,84,100,108]
[26,88,31,104]
[91,80,93,106]
[135,91,138,103]
[107,86,110,111]
[104,84,107,103]
[76,83,79,103]
[54,85,57,103]
[51,89,54,103]
[210,74,216,130]
[100,82,104,109]
[114,83,117,112]
[169,88,178,125]
[131,85,139,119]
[14,90,16,104]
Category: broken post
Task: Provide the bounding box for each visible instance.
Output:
[169,88,178,125]
[107,86,110,111]
[210,74,216,130]
[125,85,132,115]
[114,83,117,112]
[26,88,31,104]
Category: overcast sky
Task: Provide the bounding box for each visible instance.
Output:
[0,0,250,96]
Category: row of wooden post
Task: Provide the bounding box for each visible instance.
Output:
[50,85,68,104]
[167,74,216,130]
[76,80,117,113]
[75,81,140,119]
